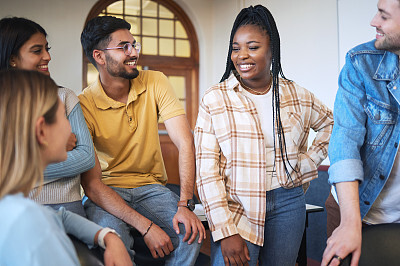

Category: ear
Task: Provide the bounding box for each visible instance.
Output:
[35,116,48,147]
[93,50,105,66]
[9,55,17,68]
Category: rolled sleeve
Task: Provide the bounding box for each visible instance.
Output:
[328,159,364,184]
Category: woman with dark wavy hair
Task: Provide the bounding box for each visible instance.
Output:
[0,17,95,216]
[195,5,333,265]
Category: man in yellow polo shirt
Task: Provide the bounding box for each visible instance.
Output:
[79,16,205,265]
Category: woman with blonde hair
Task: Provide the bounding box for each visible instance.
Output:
[0,69,131,266]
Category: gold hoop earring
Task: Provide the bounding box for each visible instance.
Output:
[11,63,16,67]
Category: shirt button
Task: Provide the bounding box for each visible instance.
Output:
[374,112,380,120]
[364,201,370,205]
[395,142,399,148]
[129,117,132,122]
[379,174,385,180]
[394,86,397,90]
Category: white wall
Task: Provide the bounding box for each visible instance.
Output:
[0,0,97,95]
[0,0,379,106]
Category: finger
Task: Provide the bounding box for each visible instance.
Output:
[155,247,165,258]
[161,244,171,256]
[232,255,242,266]
[244,244,251,261]
[150,248,159,259]
[188,224,198,244]
[350,249,361,266]
[197,222,205,243]
[172,217,180,234]
[167,239,174,252]
[224,255,230,266]
[182,221,192,242]
[321,243,335,266]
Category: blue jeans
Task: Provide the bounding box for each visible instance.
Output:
[84,184,201,266]
[211,186,306,266]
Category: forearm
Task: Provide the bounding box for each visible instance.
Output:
[336,181,362,228]
[164,115,196,200]
[57,207,102,248]
[178,140,196,200]
[44,105,95,180]
[81,157,152,235]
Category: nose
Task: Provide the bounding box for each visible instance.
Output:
[238,48,248,59]
[44,49,51,61]
[370,12,379,28]
[129,45,139,57]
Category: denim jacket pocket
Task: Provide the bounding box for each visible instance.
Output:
[363,96,397,151]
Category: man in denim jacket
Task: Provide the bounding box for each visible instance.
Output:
[322,0,400,265]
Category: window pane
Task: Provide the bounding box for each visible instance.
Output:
[168,76,186,100]
[87,63,99,86]
[175,21,187,38]
[159,5,174,19]
[142,37,158,55]
[125,0,141,15]
[143,0,157,17]
[113,14,124,20]
[143,18,157,36]
[159,20,173,38]
[159,38,174,56]
[107,1,123,14]
[125,16,141,35]
[176,40,190,57]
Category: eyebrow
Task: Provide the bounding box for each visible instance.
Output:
[232,40,261,45]
[29,44,48,50]
[116,40,137,46]
[378,8,391,16]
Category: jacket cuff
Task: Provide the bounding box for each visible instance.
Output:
[328,159,364,184]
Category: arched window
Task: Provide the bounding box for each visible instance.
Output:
[82,0,199,184]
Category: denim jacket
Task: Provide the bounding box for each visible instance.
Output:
[329,40,400,218]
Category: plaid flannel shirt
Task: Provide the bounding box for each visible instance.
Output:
[194,73,333,245]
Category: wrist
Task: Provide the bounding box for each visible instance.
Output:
[142,221,153,237]
[177,199,195,211]
[98,228,120,249]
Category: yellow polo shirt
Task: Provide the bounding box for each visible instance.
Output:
[79,70,185,188]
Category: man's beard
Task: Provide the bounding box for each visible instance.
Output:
[105,53,139,80]
[375,34,400,53]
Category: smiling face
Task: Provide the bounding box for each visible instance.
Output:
[102,29,139,80]
[370,0,400,54]
[11,32,51,75]
[231,24,272,89]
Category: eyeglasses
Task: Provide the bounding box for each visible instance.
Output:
[100,42,141,55]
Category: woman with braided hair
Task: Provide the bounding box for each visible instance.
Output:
[195,5,333,266]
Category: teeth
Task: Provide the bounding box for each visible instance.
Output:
[38,65,48,69]
[126,61,136,66]
[377,33,384,36]
[239,64,253,70]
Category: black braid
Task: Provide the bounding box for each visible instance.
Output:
[220,5,296,183]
